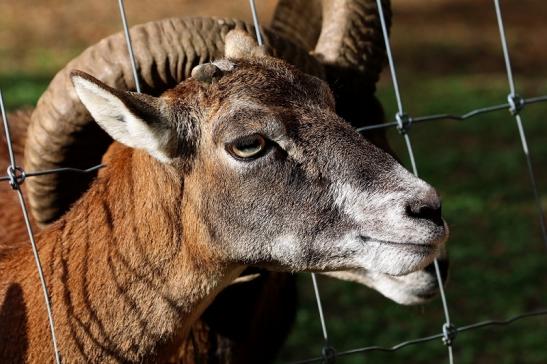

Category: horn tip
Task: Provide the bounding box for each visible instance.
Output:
[225,29,267,59]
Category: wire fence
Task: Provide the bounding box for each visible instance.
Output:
[0,0,545,363]
[289,0,547,363]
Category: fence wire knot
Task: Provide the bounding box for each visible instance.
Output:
[395,112,413,134]
[6,165,26,190]
[507,93,525,115]
[441,323,458,346]
[321,346,336,364]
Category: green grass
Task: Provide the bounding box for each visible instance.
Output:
[278,74,547,364]
[2,69,546,364]
[0,73,50,110]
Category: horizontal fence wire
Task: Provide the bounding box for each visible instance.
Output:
[0,164,105,182]
[1,0,545,363]
[356,95,547,132]
[287,309,547,364]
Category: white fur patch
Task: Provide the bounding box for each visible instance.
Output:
[271,234,304,266]
[326,166,446,276]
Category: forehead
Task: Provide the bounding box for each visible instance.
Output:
[211,101,299,145]
[209,59,335,138]
[213,58,335,110]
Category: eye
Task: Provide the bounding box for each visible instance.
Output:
[226,134,268,160]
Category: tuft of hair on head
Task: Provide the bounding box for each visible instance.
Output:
[224,29,267,59]
[191,60,235,84]
[191,63,223,84]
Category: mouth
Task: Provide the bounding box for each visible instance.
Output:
[354,233,445,276]
[359,236,438,256]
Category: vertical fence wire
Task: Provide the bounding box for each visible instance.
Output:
[1,92,16,169]
[248,0,264,47]
[493,0,547,247]
[375,0,455,363]
[311,273,329,344]
[117,0,142,93]
[1,90,62,364]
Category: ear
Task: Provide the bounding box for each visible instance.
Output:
[70,70,176,163]
[224,29,267,59]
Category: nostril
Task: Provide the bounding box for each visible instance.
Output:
[406,201,444,227]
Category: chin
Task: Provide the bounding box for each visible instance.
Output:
[388,290,437,305]
[388,281,439,305]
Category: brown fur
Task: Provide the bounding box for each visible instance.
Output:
[1,140,247,362]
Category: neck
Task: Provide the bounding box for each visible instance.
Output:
[0,145,242,363]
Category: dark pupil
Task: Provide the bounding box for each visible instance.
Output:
[236,136,261,151]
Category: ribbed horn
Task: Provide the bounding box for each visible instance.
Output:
[314,0,391,90]
[271,0,323,51]
[272,0,391,92]
[24,17,324,226]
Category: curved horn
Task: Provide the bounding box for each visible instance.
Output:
[24,17,324,226]
[272,0,391,91]
[313,0,391,90]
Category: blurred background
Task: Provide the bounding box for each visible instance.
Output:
[1,0,546,363]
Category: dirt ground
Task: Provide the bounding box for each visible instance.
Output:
[392,0,547,77]
[1,0,547,78]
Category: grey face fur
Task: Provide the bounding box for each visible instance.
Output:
[72,33,448,277]
[183,58,447,276]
